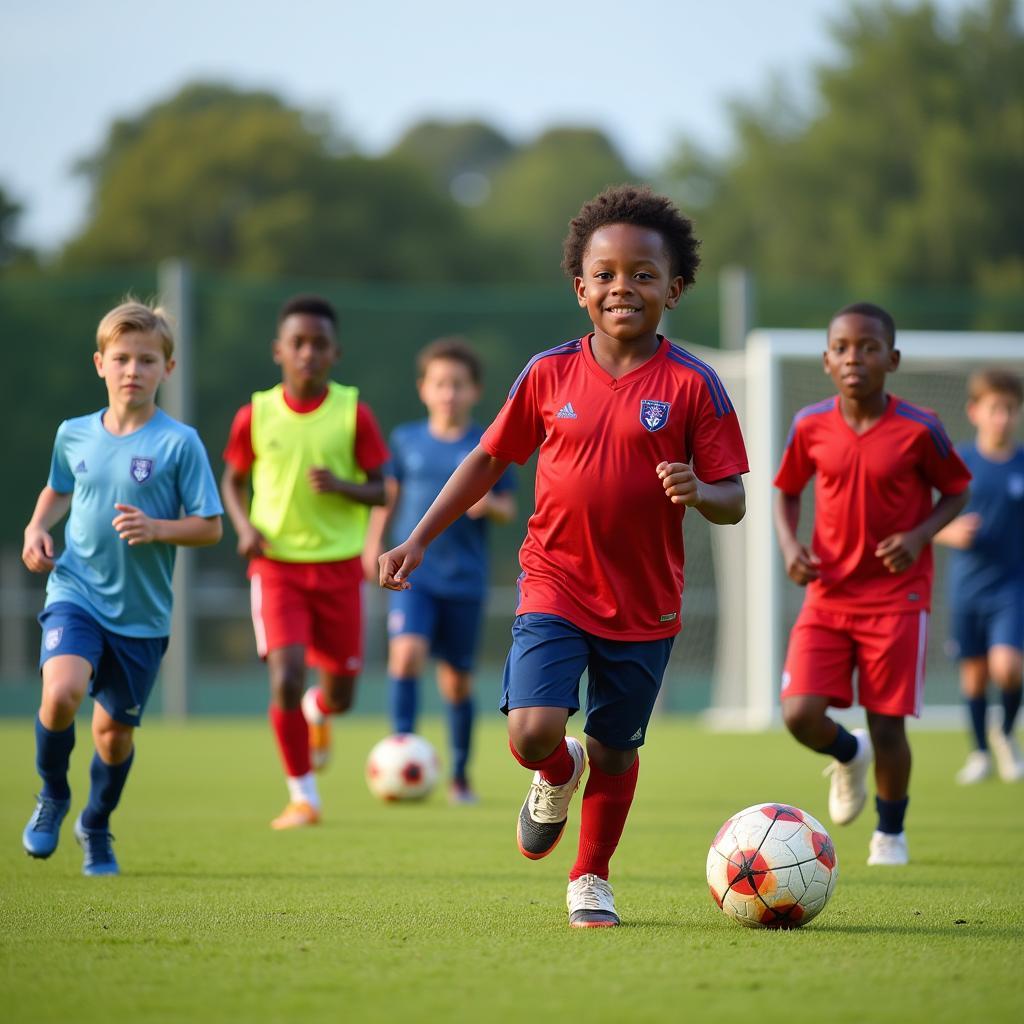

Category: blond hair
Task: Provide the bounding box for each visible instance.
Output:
[96,299,175,359]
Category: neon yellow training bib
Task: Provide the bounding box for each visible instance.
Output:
[250,382,368,562]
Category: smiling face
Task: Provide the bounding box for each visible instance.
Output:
[574,223,684,348]
[93,330,173,411]
[273,313,338,396]
[823,312,899,403]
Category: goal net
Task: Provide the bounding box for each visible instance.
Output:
[685,329,1024,729]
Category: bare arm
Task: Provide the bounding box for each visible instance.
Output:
[22,486,73,572]
[466,488,518,524]
[111,507,222,547]
[379,446,511,590]
[657,463,745,525]
[933,511,981,550]
[220,464,268,559]
[308,465,387,506]
[773,490,821,586]
[876,489,971,574]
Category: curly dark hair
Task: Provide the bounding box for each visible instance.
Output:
[829,301,896,348]
[278,294,338,328]
[561,184,701,286]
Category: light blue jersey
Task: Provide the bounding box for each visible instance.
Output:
[45,409,223,637]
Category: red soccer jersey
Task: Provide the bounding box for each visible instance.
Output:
[774,394,971,614]
[222,391,389,476]
[481,335,748,640]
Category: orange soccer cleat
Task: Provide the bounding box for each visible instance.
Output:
[270,801,321,830]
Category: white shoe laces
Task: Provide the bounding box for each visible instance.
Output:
[568,874,615,912]
[822,757,858,801]
[529,774,575,822]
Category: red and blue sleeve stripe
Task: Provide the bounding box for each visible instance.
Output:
[667,344,734,418]
[507,339,582,399]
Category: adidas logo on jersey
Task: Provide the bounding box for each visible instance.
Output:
[74,460,87,473]
[556,402,578,420]
[629,728,643,742]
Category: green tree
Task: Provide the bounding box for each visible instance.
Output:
[663,0,1024,291]
[64,83,484,282]
[0,186,35,271]
[390,119,515,196]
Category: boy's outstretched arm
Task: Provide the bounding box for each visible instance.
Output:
[876,489,971,574]
[773,490,821,586]
[657,463,745,525]
[22,486,72,572]
[379,446,510,590]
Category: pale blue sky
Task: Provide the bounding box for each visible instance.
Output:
[1,0,976,250]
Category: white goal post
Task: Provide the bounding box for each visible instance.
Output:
[689,329,1024,730]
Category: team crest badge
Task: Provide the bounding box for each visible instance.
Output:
[130,457,154,483]
[640,399,671,432]
[45,627,63,652]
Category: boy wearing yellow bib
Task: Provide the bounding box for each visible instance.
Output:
[221,296,388,828]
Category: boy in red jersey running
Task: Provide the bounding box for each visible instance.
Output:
[222,295,388,829]
[774,302,971,866]
[380,186,748,927]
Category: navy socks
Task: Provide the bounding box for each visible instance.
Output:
[875,795,908,835]
[389,676,419,735]
[965,695,988,750]
[35,716,75,800]
[1001,687,1022,736]
[80,749,134,831]
[447,697,474,784]
[816,722,859,763]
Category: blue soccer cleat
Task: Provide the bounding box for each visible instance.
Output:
[22,794,71,859]
[74,814,119,876]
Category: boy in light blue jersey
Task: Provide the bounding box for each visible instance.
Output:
[20,301,223,874]
[365,339,515,802]
[936,368,1024,784]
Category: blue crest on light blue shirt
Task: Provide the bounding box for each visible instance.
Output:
[640,400,671,432]
[130,457,154,483]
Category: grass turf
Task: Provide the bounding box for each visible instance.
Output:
[1,716,1022,1024]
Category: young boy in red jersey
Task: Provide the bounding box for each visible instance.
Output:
[380,186,748,926]
[774,302,971,866]
[221,295,388,829]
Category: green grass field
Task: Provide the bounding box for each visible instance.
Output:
[2,716,1022,1024]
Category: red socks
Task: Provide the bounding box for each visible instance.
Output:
[569,757,639,881]
[509,736,574,785]
[269,706,310,777]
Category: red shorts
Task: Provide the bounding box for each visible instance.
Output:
[781,604,929,717]
[248,557,364,676]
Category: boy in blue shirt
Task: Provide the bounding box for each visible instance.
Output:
[365,339,515,802]
[936,368,1024,783]
[20,300,223,875]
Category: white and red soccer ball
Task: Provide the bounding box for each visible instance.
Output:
[365,734,440,801]
[706,802,838,929]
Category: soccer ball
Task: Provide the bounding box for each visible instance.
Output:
[706,802,838,929]
[365,734,440,802]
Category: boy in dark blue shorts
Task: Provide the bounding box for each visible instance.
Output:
[20,300,223,875]
[936,368,1024,783]
[365,339,515,802]
[380,187,747,926]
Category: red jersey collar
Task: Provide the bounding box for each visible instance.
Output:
[282,387,329,414]
[581,333,668,390]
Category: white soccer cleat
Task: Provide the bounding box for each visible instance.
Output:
[823,727,872,825]
[516,737,586,860]
[867,830,909,866]
[955,750,992,785]
[567,873,619,927]
[988,728,1024,782]
[301,687,331,772]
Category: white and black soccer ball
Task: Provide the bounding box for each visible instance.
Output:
[365,734,440,802]
[706,802,838,929]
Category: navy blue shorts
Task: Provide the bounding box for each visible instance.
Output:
[38,602,169,726]
[950,585,1024,659]
[387,588,485,672]
[499,613,675,750]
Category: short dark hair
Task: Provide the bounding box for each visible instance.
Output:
[968,367,1023,405]
[561,184,701,287]
[278,294,338,328]
[829,302,896,347]
[416,337,482,385]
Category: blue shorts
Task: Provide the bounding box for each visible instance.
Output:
[950,585,1024,659]
[38,602,169,726]
[500,613,675,750]
[387,588,485,672]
